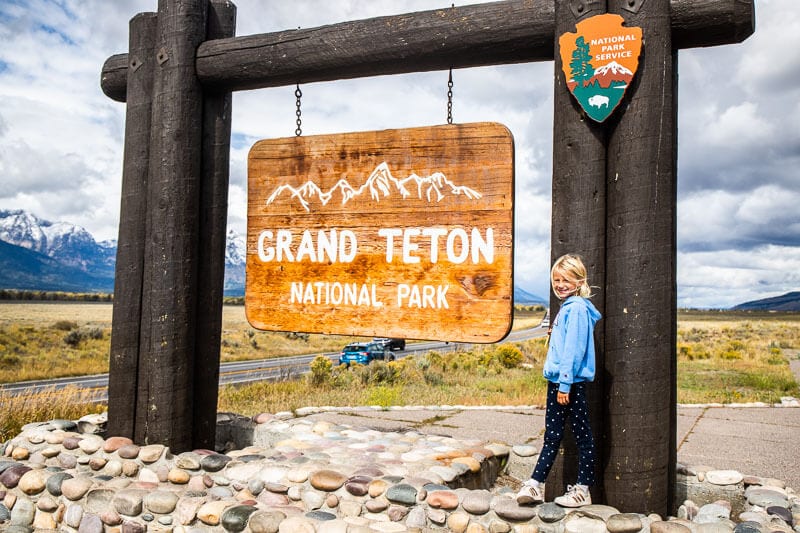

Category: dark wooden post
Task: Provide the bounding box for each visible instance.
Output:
[547,0,609,505]
[193,0,236,450]
[136,0,208,451]
[604,0,677,514]
[107,12,158,439]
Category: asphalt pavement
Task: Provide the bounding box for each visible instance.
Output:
[302,401,800,492]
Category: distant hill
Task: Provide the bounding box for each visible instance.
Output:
[731,291,800,312]
[0,239,114,293]
[514,286,547,306]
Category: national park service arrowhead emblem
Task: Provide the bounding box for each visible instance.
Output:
[559,13,642,123]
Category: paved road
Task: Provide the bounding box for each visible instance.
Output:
[0,326,547,400]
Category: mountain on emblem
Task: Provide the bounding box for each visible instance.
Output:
[265,161,482,212]
[559,14,642,123]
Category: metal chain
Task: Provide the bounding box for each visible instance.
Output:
[446,69,454,124]
[295,84,302,136]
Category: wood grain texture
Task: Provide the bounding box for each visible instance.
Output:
[101,0,755,102]
[246,123,514,343]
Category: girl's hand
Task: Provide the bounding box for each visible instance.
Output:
[557,391,570,405]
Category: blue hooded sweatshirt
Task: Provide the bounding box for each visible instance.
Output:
[542,295,601,393]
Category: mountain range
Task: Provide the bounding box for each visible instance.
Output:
[265,161,482,212]
[0,210,548,303]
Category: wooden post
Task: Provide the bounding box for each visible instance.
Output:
[604,0,677,514]
[193,0,236,450]
[547,0,609,505]
[107,12,158,439]
[136,0,208,451]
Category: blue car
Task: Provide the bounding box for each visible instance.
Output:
[338,342,393,366]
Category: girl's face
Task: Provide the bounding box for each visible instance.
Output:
[552,270,578,300]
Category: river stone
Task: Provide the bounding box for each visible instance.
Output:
[117,444,140,460]
[103,436,133,453]
[9,496,35,526]
[368,478,389,497]
[77,437,103,454]
[89,457,107,470]
[45,471,72,496]
[144,490,178,514]
[427,507,448,525]
[462,489,492,515]
[0,465,31,489]
[32,509,58,530]
[406,506,427,528]
[17,468,47,495]
[40,446,61,459]
[386,483,417,505]
[537,502,566,522]
[121,520,146,533]
[113,488,147,516]
[171,495,202,525]
[446,510,471,532]
[301,489,325,510]
[767,505,793,525]
[650,521,692,533]
[58,453,77,469]
[607,513,644,533]
[696,502,732,523]
[200,453,231,472]
[311,469,349,491]
[36,494,58,512]
[696,523,737,533]
[564,514,607,533]
[344,475,371,496]
[11,447,29,461]
[365,497,390,513]
[745,487,789,508]
[278,516,316,533]
[706,470,744,486]
[86,488,116,513]
[99,509,123,526]
[387,503,410,522]
[62,504,84,528]
[102,459,122,477]
[78,512,104,533]
[338,499,362,517]
[221,504,258,532]
[427,489,460,509]
[493,498,537,522]
[197,500,232,526]
[61,475,93,500]
[138,444,165,463]
[121,460,139,478]
[732,522,763,533]
[248,509,286,533]
[168,468,191,484]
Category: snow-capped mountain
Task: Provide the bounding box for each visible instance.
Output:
[590,60,633,88]
[0,210,247,295]
[0,210,116,276]
[266,161,482,212]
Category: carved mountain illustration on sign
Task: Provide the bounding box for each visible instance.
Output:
[559,13,642,122]
[265,161,482,212]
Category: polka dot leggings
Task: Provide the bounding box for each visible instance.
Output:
[531,381,596,486]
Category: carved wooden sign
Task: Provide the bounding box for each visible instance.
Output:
[559,13,642,122]
[246,122,514,343]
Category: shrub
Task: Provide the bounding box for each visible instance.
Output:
[309,355,333,386]
[493,344,524,368]
[367,385,401,409]
[52,320,78,331]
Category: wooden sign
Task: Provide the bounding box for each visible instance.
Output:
[559,13,642,122]
[246,122,514,343]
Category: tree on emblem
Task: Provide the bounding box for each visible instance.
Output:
[570,36,594,87]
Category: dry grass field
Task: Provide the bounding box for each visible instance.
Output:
[0,302,797,440]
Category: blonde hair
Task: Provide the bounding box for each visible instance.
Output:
[551,253,592,298]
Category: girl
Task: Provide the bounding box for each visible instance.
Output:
[516,254,601,507]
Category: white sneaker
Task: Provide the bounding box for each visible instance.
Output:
[516,480,545,505]
[554,485,592,507]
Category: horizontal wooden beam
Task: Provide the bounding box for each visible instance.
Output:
[101,0,754,102]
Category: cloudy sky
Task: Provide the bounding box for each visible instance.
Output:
[0,0,797,308]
